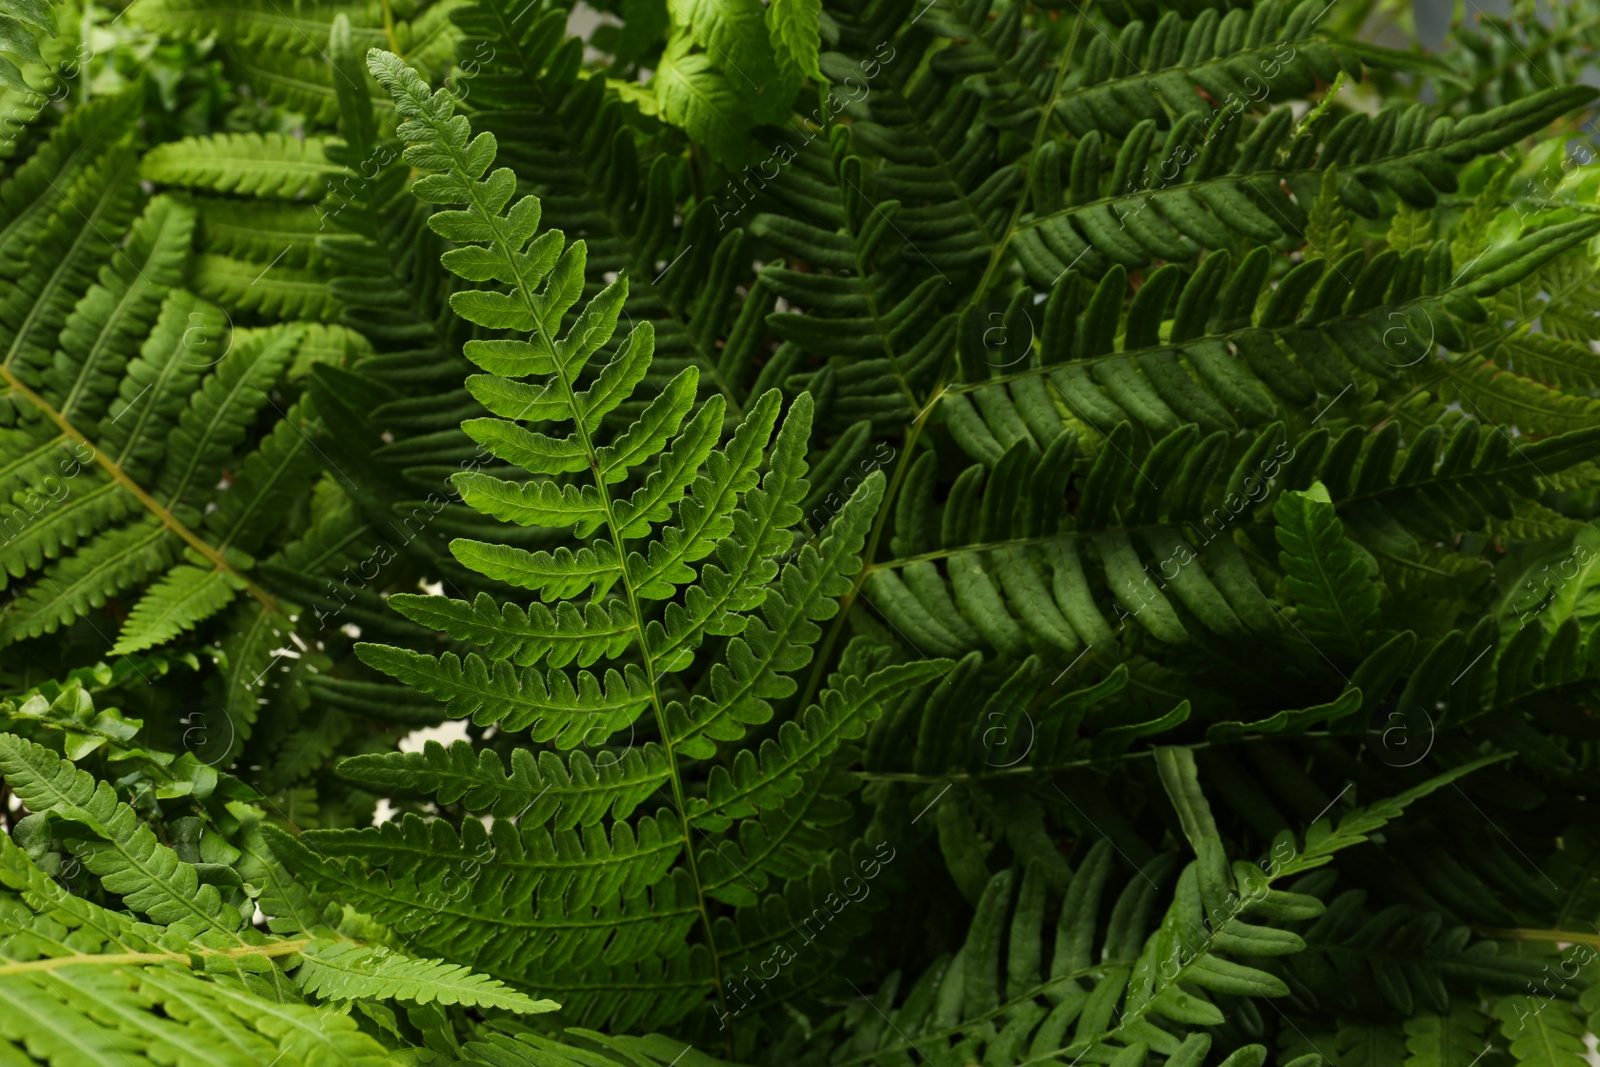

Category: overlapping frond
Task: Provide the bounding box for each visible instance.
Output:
[0,731,558,1066]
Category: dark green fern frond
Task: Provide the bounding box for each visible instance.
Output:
[811,749,1499,1067]
[753,140,951,434]
[1014,86,1597,283]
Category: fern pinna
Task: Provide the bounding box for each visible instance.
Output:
[260,47,944,1038]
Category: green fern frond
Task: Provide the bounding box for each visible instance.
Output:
[458,1031,728,1067]
[0,746,556,1065]
[139,0,390,56]
[42,194,196,426]
[2,153,142,389]
[1403,1003,1495,1067]
[111,562,245,655]
[1303,165,1351,264]
[197,198,326,268]
[0,518,176,644]
[0,92,138,264]
[822,755,1498,1066]
[0,0,53,93]
[340,738,673,826]
[1496,994,1590,1067]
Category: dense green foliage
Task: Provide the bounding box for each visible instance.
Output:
[6,0,1600,1063]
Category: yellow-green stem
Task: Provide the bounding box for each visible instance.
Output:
[0,364,277,613]
[0,939,312,976]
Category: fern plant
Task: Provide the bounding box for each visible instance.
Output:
[7,0,1600,1064]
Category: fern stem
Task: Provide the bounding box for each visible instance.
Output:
[1478,927,1600,949]
[568,380,736,1045]
[380,0,400,54]
[534,320,734,1040]
[0,364,279,614]
[0,939,313,976]
[559,356,734,1041]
